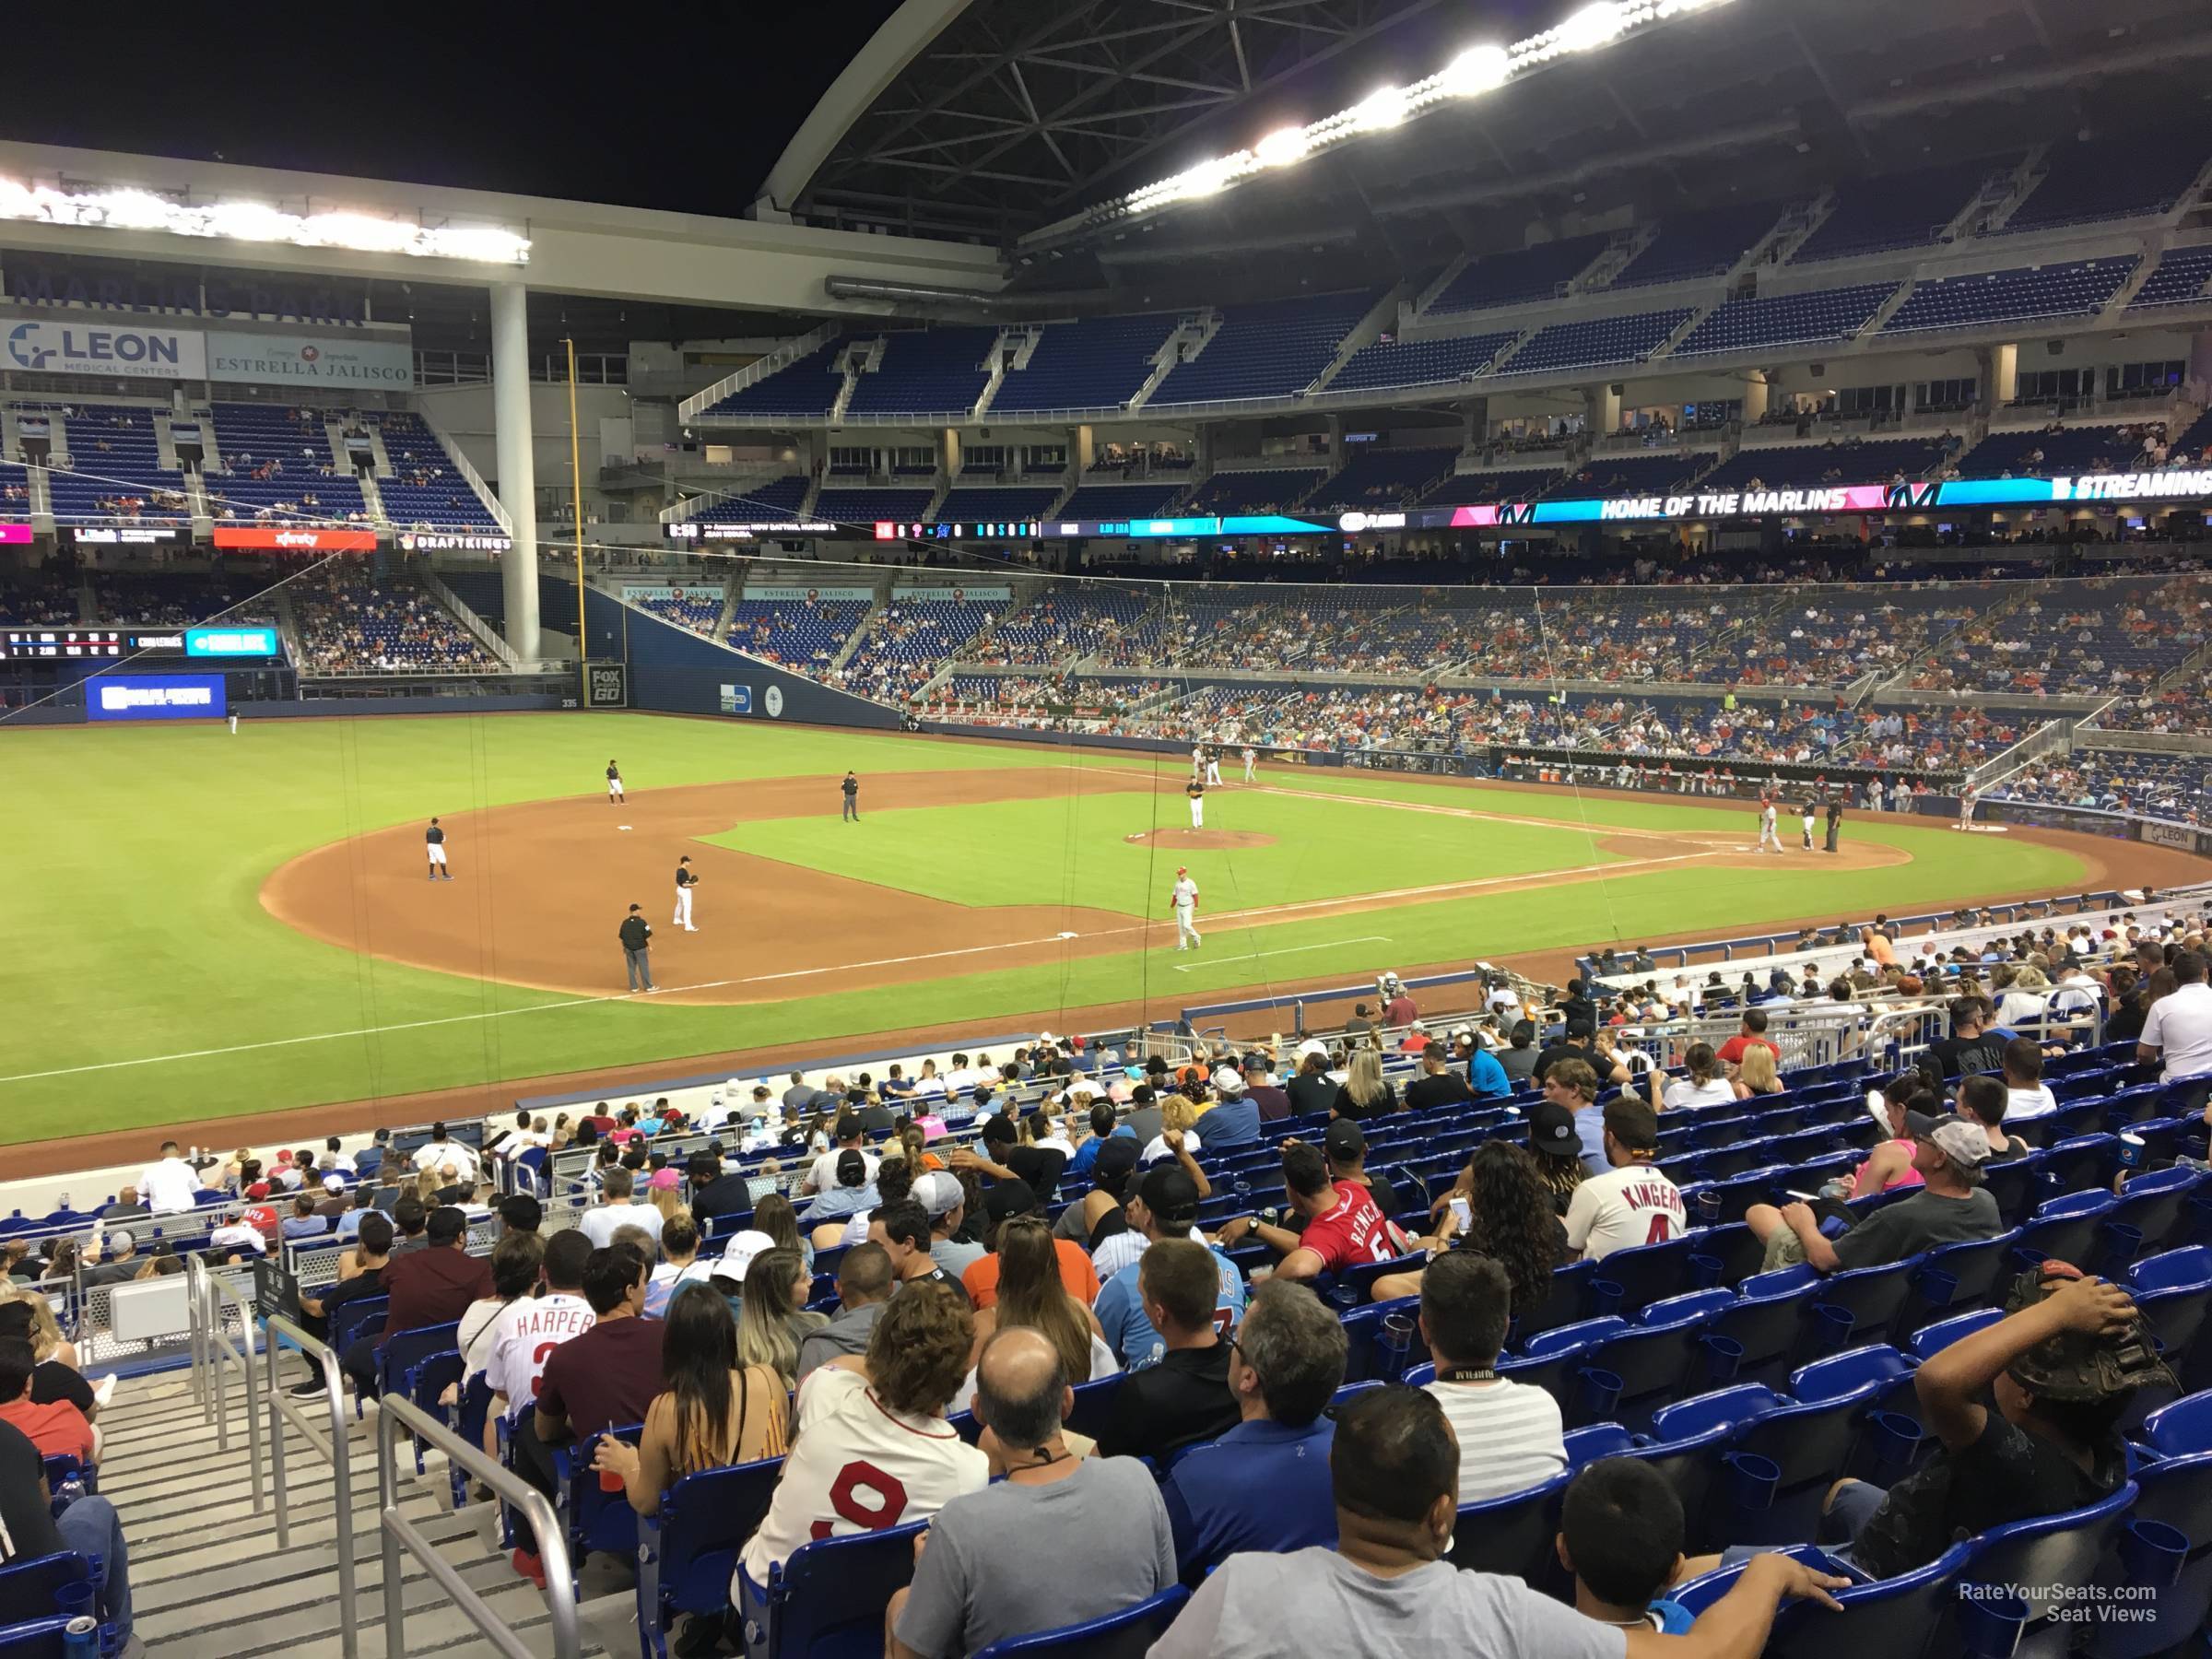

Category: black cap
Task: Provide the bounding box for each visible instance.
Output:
[835,1148,868,1188]
[1529,1101,1582,1158]
[1565,1018,1595,1040]
[1094,1136,1141,1183]
[1324,1119,1366,1161]
[1135,1165,1199,1229]
[984,1181,1040,1223]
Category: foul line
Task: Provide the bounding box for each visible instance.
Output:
[1172,935,1391,973]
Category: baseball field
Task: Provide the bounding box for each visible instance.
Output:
[2,709,2183,1155]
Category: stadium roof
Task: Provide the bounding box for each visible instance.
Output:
[768,0,2212,290]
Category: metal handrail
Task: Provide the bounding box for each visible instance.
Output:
[187,1255,265,1493]
[373,1394,580,1659]
[263,1312,359,1659]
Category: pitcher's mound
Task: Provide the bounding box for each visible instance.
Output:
[1124,830,1278,851]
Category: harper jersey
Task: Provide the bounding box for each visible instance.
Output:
[480,1290,595,1403]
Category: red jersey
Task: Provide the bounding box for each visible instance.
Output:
[1298,1181,1406,1273]
[1715,1035,1781,1067]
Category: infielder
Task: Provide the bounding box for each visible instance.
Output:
[1186,776,1206,829]
[606,759,625,805]
[425,817,452,880]
[1241,746,1257,782]
[1170,865,1201,950]
[1799,801,1816,850]
[1757,797,1783,854]
[674,855,699,930]
[1204,748,1223,787]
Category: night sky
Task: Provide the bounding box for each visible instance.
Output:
[0,2,905,214]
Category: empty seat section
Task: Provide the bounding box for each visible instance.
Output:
[1059,479,1190,518]
[692,476,810,525]
[2003,139,2205,234]
[1611,200,1783,288]
[844,328,998,418]
[934,485,1060,524]
[1672,284,1897,356]
[1880,258,2136,334]
[368,412,505,532]
[1427,235,1610,316]
[1147,290,1377,406]
[814,487,934,524]
[1185,468,1327,514]
[1419,466,1564,506]
[1330,329,1516,393]
[2128,245,2212,312]
[699,339,846,418]
[1791,159,1998,263]
[1497,310,1692,377]
[1307,447,1461,511]
[991,314,1179,413]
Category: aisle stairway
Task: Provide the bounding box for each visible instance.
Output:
[106,1367,629,1658]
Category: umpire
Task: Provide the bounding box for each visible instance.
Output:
[841,771,860,822]
[1825,798,1843,853]
[619,903,656,994]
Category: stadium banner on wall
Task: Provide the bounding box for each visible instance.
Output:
[4,319,206,381]
[185,625,281,658]
[620,584,720,603]
[743,585,876,602]
[584,663,628,709]
[206,331,414,389]
[86,673,226,722]
[890,585,1013,602]
[0,524,29,546]
[70,525,183,546]
[665,519,835,541]
[719,683,753,714]
[211,526,378,551]
[397,531,511,553]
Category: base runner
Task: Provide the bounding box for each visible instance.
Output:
[1186,776,1206,829]
[1171,865,1201,951]
[1241,746,1257,782]
[425,817,452,881]
[1757,797,1783,854]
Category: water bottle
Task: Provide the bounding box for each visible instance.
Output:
[56,1474,87,1506]
[56,1194,70,1214]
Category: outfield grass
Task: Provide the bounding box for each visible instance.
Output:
[0,714,2089,1143]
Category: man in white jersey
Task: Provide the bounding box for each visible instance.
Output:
[1241,746,1257,782]
[480,1230,596,1438]
[1958,784,1978,830]
[736,1282,985,1592]
[1204,748,1223,787]
[1170,866,1201,951]
[1564,1099,1685,1261]
[673,856,699,931]
[137,1141,199,1215]
[1186,776,1206,830]
[1756,797,1783,854]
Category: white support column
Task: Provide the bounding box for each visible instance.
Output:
[1739,371,1770,425]
[489,282,541,661]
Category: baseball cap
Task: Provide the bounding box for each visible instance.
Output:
[1093,1136,1142,1186]
[984,1181,1041,1223]
[1324,1119,1366,1161]
[1565,1018,1595,1040]
[835,1148,869,1188]
[912,1170,964,1218]
[108,1229,135,1253]
[1135,1165,1199,1229]
[1177,865,1188,875]
[324,1174,347,1194]
[649,1167,682,1192]
[1212,1066,1245,1095]
[1528,1100,1582,1159]
[1921,1118,1992,1177]
[715,1230,775,1279]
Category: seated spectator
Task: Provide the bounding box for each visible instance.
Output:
[1148,1385,1842,1657]
[887,1328,1175,1658]
[1558,1459,1695,1634]
[1287,1050,1340,1116]
[1565,1100,1686,1262]
[1681,1264,2166,1582]
[1332,1050,1399,1120]
[687,1148,754,1227]
[803,1148,879,1230]
[876,1200,975,1304]
[458,1231,543,1382]
[1378,1140,1569,1306]
[949,1112,1065,1202]
[1528,1100,1593,1214]
[580,1167,665,1250]
[1420,1253,1565,1501]
[335,1185,378,1243]
[0,1416,136,1653]
[1404,1042,1474,1112]
[646,1212,712,1317]
[955,1218,1117,1410]
[276,1194,325,1241]
[1216,1141,1406,1283]
[1955,1075,2033,1161]
[289,1212,394,1398]
[1196,1066,1263,1147]
[2001,1038,2057,1121]
[594,1282,789,1517]
[482,1229,595,1440]
[1916,996,2008,1085]
[1091,1167,1246,1369]
[1744,1118,2000,1273]
[1244,1055,1295,1120]
[735,1246,827,1389]
[963,1193,1100,1309]
[1098,1238,1241,1462]
[1715,1010,1780,1070]
[0,1337,95,1465]
[1067,1101,1133,1175]
[1660,1044,1735,1109]
[1732,1044,1783,1100]
[515,1244,664,1580]
[81,1230,142,1288]
[1160,1278,1347,1585]
[737,1283,984,1587]
[1139,1095,1204,1167]
[344,1206,489,1395]
[915,1171,986,1279]
[795,1241,895,1384]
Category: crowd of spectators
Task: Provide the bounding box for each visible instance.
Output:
[289,562,496,674]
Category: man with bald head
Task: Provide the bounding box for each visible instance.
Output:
[886,1328,1175,1658]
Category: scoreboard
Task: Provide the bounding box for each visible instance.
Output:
[0,625,283,661]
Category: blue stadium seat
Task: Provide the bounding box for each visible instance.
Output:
[1675,1540,1978,1659]
[635,1456,785,1659]
[737,1518,928,1659]
[0,1555,91,1630]
[1446,1468,1574,1594]
[971,1585,1190,1658]
[0,1618,75,1659]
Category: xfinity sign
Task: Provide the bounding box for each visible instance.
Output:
[6,320,206,382]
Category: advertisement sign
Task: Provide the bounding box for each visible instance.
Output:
[719,683,753,715]
[0,524,32,546]
[620,584,718,603]
[86,673,227,722]
[71,525,183,546]
[665,519,836,541]
[186,626,281,658]
[397,531,512,553]
[4,319,206,382]
[890,585,1012,602]
[206,332,415,389]
[743,585,876,603]
[211,526,378,551]
[584,664,628,709]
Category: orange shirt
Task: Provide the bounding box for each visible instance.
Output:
[1865,929,1898,968]
[0,1396,94,1464]
[961,1239,1100,1309]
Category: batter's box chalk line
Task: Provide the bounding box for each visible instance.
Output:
[1057,931,1079,940]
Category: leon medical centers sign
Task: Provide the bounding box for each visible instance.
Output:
[4,318,413,389]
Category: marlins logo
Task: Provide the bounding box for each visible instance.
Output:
[1884,480,1939,511]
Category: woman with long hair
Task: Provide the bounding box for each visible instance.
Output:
[594,1283,789,1516]
[1332,1049,1396,1121]
[954,1218,1114,1411]
[735,1247,827,1388]
[1378,1141,1567,1308]
[1660,1042,1735,1109]
[1732,1043,1783,1099]
[750,1192,813,1270]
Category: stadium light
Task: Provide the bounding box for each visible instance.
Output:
[1094,0,1735,227]
[0,175,530,264]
